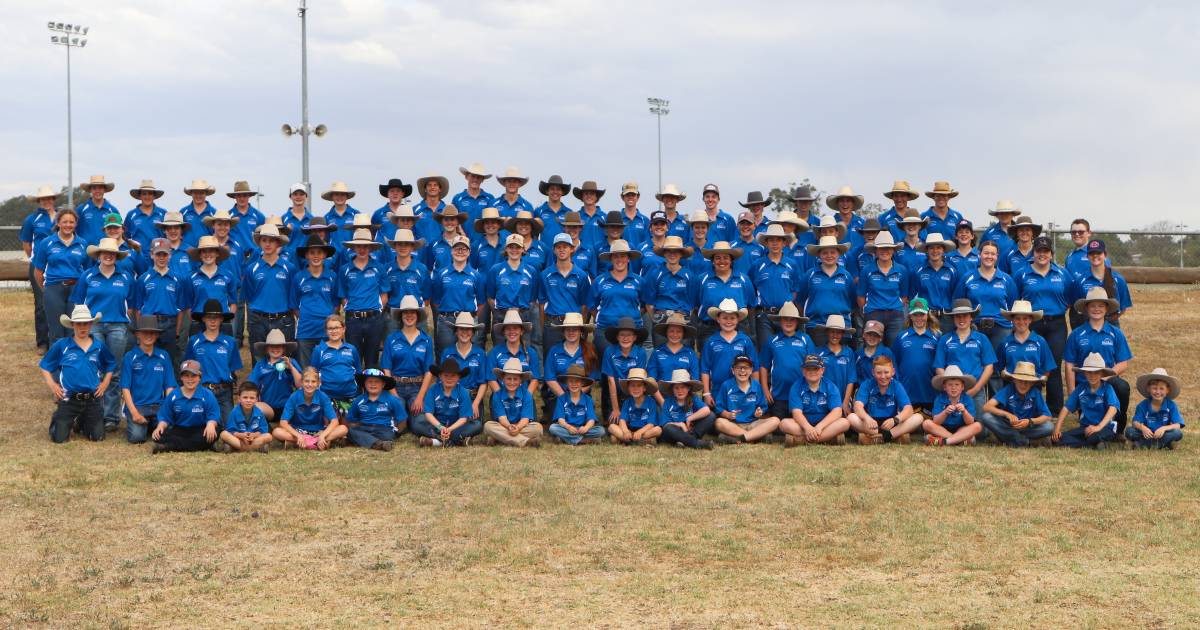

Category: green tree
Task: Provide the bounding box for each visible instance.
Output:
[768,179,822,215]
[0,187,70,225]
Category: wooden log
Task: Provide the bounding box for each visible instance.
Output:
[0,260,28,281]
[1116,266,1200,284]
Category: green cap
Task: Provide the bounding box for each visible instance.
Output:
[908,297,930,314]
[102,212,123,228]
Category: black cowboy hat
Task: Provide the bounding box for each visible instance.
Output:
[790,185,817,202]
[430,357,471,378]
[295,234,336,258]
[603,316,649,345]
[355,368,397,391]
[538,175,572,196]
[738,191,770,208]
[378,178,413,198]
[191,298,234,323]
[600,210,626,229]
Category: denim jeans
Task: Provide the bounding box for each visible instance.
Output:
[543,314,566,353]
[206,385,234,428]
[345,310,385,369]
[152,315,181,375]
[231,302,247,348]
[979,415,1054,446]
[864,309,905,348]
[755,310,782,348]
[1124,427,1183,449]
[392,382,423,430]
[972,388,994,441]
[296,338,320,368]
[660,412,717,448]
[410,416,482,445]
[94,321,129,425]
[248,310,297,365]
[30,264,48,348]
[125,406,159,444]
[347,423,396,448]
[49,395,104,443]
[43,282,73,345]
[548,423,605,445]
[1031,316,1068,414]
[1057,423,1116,448]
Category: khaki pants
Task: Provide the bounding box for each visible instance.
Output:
[483,421,543,446]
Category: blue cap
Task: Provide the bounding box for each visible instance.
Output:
[552,233,575,247]
[732,354,754,366]
[802,354,824,369]
[1086,239,1106,254]
[650,210,668,224]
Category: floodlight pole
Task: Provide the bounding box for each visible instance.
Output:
[1178,223,1188,268]
[647,98,670,209]
[300,0,310,194]
[48,22,89,208]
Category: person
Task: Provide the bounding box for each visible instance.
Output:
[996,300,1055,407]
[486,233,539,349]
[535,174,574,247]
[608,368,662,445]
[1064,287,1133,435]
[878,180,920,241]
[854,320,896,387]
[1016,235,1071,413]
[184,235,237,336]
[290,235,337,366]
[218,382,274,453]
[946,219,980,278]
[122,180,166,255]
[549,365,605,445]
[658,369,715,450]
[121,316,176,444]
[411,173,455,246]
[921,181,965,241]
[132,238,188,369]
[731,212,766,277]
[648,312,700,385]
[1065,218,1109,278]
[150,360,221,453]
[185,299,242,422]
[380,295,436,419]
[439,312,488,421]
[1068,238,1132,328]
[594,211,636,275]
[933,299,997,419]
[381,228,430,337]
[788,185,820,246]
[200,210,246,344]
[849,355,922,444]
[542,312,599,425]
[148,211,196,283]
[32,208,90,345]
[695,240,755,340]
[980,361,1054,447]
[493,166,535,219]
[758,302,814,422]
[590,239,646,356]
[555,211,597,276]
[321,181,359,250]
[177,179,217,247]
[751,224,803,343]
[893,210,929,273]
[1053,352,1119,449]
[75,175,120,246]
[713,354,777,444]
[486,309,542,398]
[1003,216,1041,277]
[923,365,982,446]
[280,183,314,250]
[225,180,265,253]
[453,164,496,238]
[22,186,59,352]
[415,358,481,447]
[539,233,592,351]
[700,299,756,411]
[612,182,649,248]
[338,228,388,368]
[427,206,471,271]
[640,209,674,273]
[891,298,940,413]
[97,212,145,278]
[797,235,854,347]
[1127,368,1184,449]
[372,177,414,241]
[71,237,136,431]
[857,232,909,346]
[309,315,362,416]
[39,305,115,443]
[981,200,1020,260]
[913,232,958,330]
[653,184,690,240]
[247,329,302,421]
[690,183,736,244]
[572,182,607,251]
[243,223,296,364]
[485,358,542,447]
[738,191,772,236]
[599,316,649,424]
[781,354,850,446]
[345,368,406,451]
[954,240,1017,379]
[824,186,866,246]
[812,314,857,414]
[430,235,485,354]
[273,367,348,450]
[683,210,716,279]
[470,208,506,305]
[644,236,697,346]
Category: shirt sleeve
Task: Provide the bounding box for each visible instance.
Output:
[1113,329,1133,363]
[159,394,177,426]
[932,337,947,371]
[1170,401,1185,427]
[582,396,597,422]
[1065,387,1081,413]
[1062,329,1080,365]
[932,394,948,416]
[713,382,731,413]
[204,391,221,423]
[1103,384,1120,409]
[894,382,911,409]
[391,395,409,422]
[519,390,535,421]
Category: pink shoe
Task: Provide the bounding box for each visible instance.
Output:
[303,436,320,450]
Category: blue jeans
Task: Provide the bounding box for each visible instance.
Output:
[1057,424,1116,448]
[864,309,905,348]
[232,302,247,348]
[392,382,422,431]
[410,416,482,445]
[296,338,320,368]
[43,282,73,345]
[94,321,129,425]
[347,423,395,448]
[206,384,234,428]
[548,423,605,445]
[979,415,1054,446]
[124,405,159,444]
[150,315,181,375]
[247,310,297,365]
[1124,426,1183,449]
[30,264,48,348]
[972,389,994,442]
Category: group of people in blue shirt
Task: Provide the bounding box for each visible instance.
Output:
[28,173,1184,451]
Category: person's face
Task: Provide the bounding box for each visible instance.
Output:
[864,331,881,347]
[441,372,460,387]
[352,243,371,259]
[703,192,719,211]
[325,320,344,342]
[547,185,564,203]
[610,252,629,272]
[873,363,895,386]
[515,222,532,236]
[1087,301,1108,319]
[302,373,320,394]
[779,317,798,334]
[104,224,124,241]
[563,327,581,343]
[1014,379,1032,395]
[1012,314,1032,332]
[73,320,92,337]
[956,228,973,246]
[627,381,645,397]
[1016,226,1033,243]
[617,329,635,348]
[505,243,523,260]
[180,372,201,388]
[818,226,838,239]
[58,213,77,235]
[233,193,252,208]
[89,185,105,201]
[455,326,474,342]
[504,325,523,343]
[793,200,813,214]
[980,245,998,267]
[567,377,583,393]
[164,225,182,241]
[911,312,928,328]
[200,250,217,265]
[944,379,964,398]
[1084,371,1103,387]
[331,192,348,205]
[904,223,921,237]
[503,373,522,390]
[622,192,639,209]
[398,217,416,230]
[452,244,470,261]
[1087,251,1106,267]
[819,247,839,265]
[483,219,501,235]
[732,362,753,380]
[212,220,231,238]
[875,247,894,262]
[307,248,327,267]
[402,311,419,327]
[827,329,844,344]
[442,216,459,232]
[153,250,170,267]
[837,198,854,213]
[1071,224,1090,246]
[954,313,972,330]
[996,212,1016,226]
[502,179,521,195]
[713,254,731,271]
[738,221,754,237]
[748,203,766,216]
[1148,380,1169,401]
[932,193,949,208]
[766,236,784,254]
[204,314,223,331]
[927,244,945,262]
[466,174,484,188]
[135,330,159,346]
[365,378,384,395]
[190,191,207,205]
[239,390,259,408]
[691,223,709,239]
[99,251,117,267]
[662,196,679,210]
[651,221,667,237]
[718,312,738,332]
[581,191,598,206]
[554,242,573,261]
[863,231,879,244]
[260,237,281,255]
[672,383,691,400]
[291,190,307,206]
[1034,248,1052,266]
[425,182,442,198]
[604,224,624,240]
[666,325,684,344]
[664,250,681,264]
[387,188,405,204]
[803,365,824,384]
[894,197,909,210]
[138,191,156,206]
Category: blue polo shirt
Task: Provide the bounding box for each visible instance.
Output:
[1134,399,1185,431]
[854,345,897,385]
[470,235,505,275]
[281,389,337,432]
[643,265,696,313]
[410,200,445,244]
[132,268,186,317]
[431,264,485,313]
[894,244,927,276]
[946,248,980,278]
[553,392,597,427]
[279,209,313,238]
[787,377,843,422]
[1004,246,1035,277]
[1065,247,1107,278]
[423,385,473,425]
[696,271,755,323]
[687,210,737,243]
[422,236,458,271]
[384,258,431,309]
[857,262,910,312]
[662,395,704,425]
[535,202,575,246]
[759,332,816,398]
[177,204,213,247]
[921,207,964,240]
[914,262,958,311]
[648,344,699,382]
[41,336,116,394]
[185,333,242,384]
[493,194,533,219]
[981,223,1016,259]
[819,345,857,398]
[577,207,606,251]
[932,393,975,430]
[20,209,56,252]
[954,270,1018,328]
[544,343,598,383]
[998,332,1055,376]
[750,255,802,309]
[185,268,238,312]
[594,239,643,276]
[798,266,855,322]
[1016,265,1071,316]
[247,358,301,409]
[158,387,220,428]
[452,189,497,237]
[991,384,1051,421]
[242,256,296,314]
[491,387,535,422]
[732,239,765,276]
[590,272,647,328]
[891,328,939,405]
[855,378,912,419]
[700,332,756,391]
[380,330,435,378]
[570,243,598,278]
[33,233,91,285]
[486,344,542,384]
[336,259,387,312]
[1063,322,1133,368]
[1068,271,1133,313]
[837,214,867,247]
[684,240,715,278]
[601,344,648,381]
[715,379,766,424]
[71,268,134,323]
[441,345,487,391]
[225,405,270,433]
[933,331,997,381]
[347,391,406,427]
[289,268,336,340]
[310,341,361,399]
[487,261,537,310]
[75,198,121,245]
[323,207,360,249]
[121,346,176,407]
[1065,381,1119,428]
[786,244,815,274]
[122,206,166,254]
[620,396,660,429]
[538,264,591,316]
[223,205,263,251]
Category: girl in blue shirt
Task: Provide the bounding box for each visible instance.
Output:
[997,301,1055,385]
[781,355,849,446]
[382,229,430,337]
[713,355,776,444]
[700,300,757,410]
[891,299,940,410]
[812,314,856,414]
[590,240,646,356]
[934,299,997,418]
[345,369,406,451]
[273,367,348,450]
[543,313,599,425]
[857,232,909,346]
[924,366,982,446]
[247,330,303,420]
[946,220,980,278]
[415,358,481,447]
[854,320,896,390]
[797,237,853,347]
[33,209,91,345]
[659,369,715,450]
[648,312,699,386]
[71,238,137,430]
[218,382,275,453]
[185,300,242,422]
[380,296,436,417]
[757,302,814,420]
[21,188,57,350]
[550,366,605,445]
[1064,288,1133,435]
[600,316,649,424]
[485,358,542,447]
[338,229,389,368]
[290,235,337,366]
[309,315,362,413]
[608,368,662,445]
[439,312,488,420]
[913,233,959,329]
[1127,368,1185,449]
[1054,353,1119,449]
[953,240,1017,354]
[185,237,237,337]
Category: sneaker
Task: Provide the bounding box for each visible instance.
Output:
[151,442,168,454]
[696,440,715,450]
[418,437,433,447]
[104,422,119,433]
[525,436,541,448]
[715,434,740,445]
[216,442,232,453]
[372,440,394,452]
[432,438,444,447]
[925,434,945,446]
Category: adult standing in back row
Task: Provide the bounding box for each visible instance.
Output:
[21,186,58,352]
[921,181,965,241]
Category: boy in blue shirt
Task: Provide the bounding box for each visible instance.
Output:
[121,316,177,444]
[608,368,662,445]
[550,366,606,445]
[345,368,407,451]
[415,358,481,447]
[850,355,922,444]
[484,358,541,447]
[981,361,1055,447]
[781,354,849,446]
[659,369,715,450]
[1128,368,1185,449]
[714,355,778,444]
[151,360,221,453]
[923,365,982,446]
[39,305,115,443]
[248,329,303,421]
[218,381,274,453]
[1054,353,1119,449]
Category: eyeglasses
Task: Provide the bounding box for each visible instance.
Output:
[1070,230,1088,235]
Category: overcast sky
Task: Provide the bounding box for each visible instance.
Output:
[3,0,1198,229]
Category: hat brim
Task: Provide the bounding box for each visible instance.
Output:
[252,232,290,246]
[767,312,809,324]
[183,187,217,196]
[1076,365,1116,377]
[756,232,797,247]
[1001,309,1044,322]
[1073,296,1118,315]
[738,200,769,209]
[472,216,505,231]
[202,215,241,227]
[355,373,398,390]
[652,244,694,257]
[864,242,903,253]
[706,307,749,322]
[320,190,356,201]
[296,244,337,258]
[385,237,425,250]
[60,313,100,327]
[604,325,649,345]
[924,190,960,199]
[947,306,981,317]
[452,319,484,330]
[86,246,130,260]
[700,247,743,260]
[503,216,544,235]
[379,183,414,198]
[932,373,978,390]
[226,190,258,199]
[493,321,534,338]
[1007,225,1043,239]
[825,195,864,210]
[497,176,530,185]
[82,182,116,192]
[1002,370,1046,384]
[129,188,164,199]
[492,368,532,380]
[598,249,642,262]
[429,365,471,379]
[663,379,702,393]
[915,239,954,252]
[458,166,493,180]
[620,377,658,395]
[253,340,299,355]
[550,320,596,332]
[805,242,850,256]
[390,306,427,324]
[883,191,920,200]
[538,181,572,196]
[988,208,1022,217]
[1136,373,1180,400]
[417,177,451,198]
[653,192,685,202]
[557,373,595,388]
[813,323,855,334]
[343,240,383,250]
[652,320,696,338]
[191,309,235,323]
[186,246,231,262]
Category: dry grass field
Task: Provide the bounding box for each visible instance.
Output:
[1,286,1198,629]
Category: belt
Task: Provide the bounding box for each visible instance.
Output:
[252,310,292,320]
[61,280,77,287]
[204,382,233,391]
[345,309,381,319]
[438,310,471,320]
[545,314,567,323]
[66,392,96,401]
[930,309,945,318]
[762,306,782,315]
[395,376,424,385]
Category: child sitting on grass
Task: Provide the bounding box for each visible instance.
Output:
[781,354,849,446]
[151,360,220,454]
[484,358,542,447]
[550,365,605,445]
[345,369,407,451]
[923,365,982,446]
[1053,352,1119,449]
[1127,368,1185,449]
[609,368,662,445]
[659,369,715,450]
[980,361,1054,447]
[714,355,778,444]
[274,367,347,450]
[849,354,922,444]
[415,358,482,447]
[218,381,275,453]
[247,329,302,422]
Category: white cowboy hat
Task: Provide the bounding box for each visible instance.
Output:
[496,166,529,184]
[1136,368,1180,400]
[80,175,115,192]
[771,210,811,232]
[389,295,426,323]
[1076,352,1115,377]
[183,179,216,195]
[805,235,850,256]
[706,298,748,322]
[1002,361,1046,384]
[186,235,231,262]
[387,205,417,224]
[550,312,595,332]
[767,301,809,324]
[619,367,658,395]
[458,162,493,179]
[492,357,532,381]
[915,232,955,252]
[883,180,920,200]
[252,222,290,246]
[32,185,59,200]
[700,241,743,260]
[655,183,687,202]
[756,223,797,247]
[343,228,382,249]
[128,180,165,200]
[931,364,978,390]
[320,181,356,201]
[1001,300,1044,321]
[452,312,483,330]
[202,209,241,228]
[662,368,702,393]
[685,209,713,225]
[652,235,695,258]
[343,213,379,232]
[503,210,544,235]
[864,231,903,253]
[59,304,101,327]
[598,239,642,262]
[895,209,928,228]
[493,308,533,335]
[1073,286,1118,315]
[988,200,1022,217]
[813,214,848,241]
[155,211,190,231]
[813,314,855,334]
[252,328,298,355]
[925,181,959,199]
[825,185,864,211]
[386,228,425,250]
[652,312,696,338]
[86,237,130,260]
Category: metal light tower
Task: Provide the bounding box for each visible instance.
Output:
[1177,223,1188,268]
[281,0,326,195]
[647,97,670,208]
[48,21,89,209]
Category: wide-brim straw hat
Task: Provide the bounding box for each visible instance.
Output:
[895,210,928,228]
[493,357,532,381]
[557,365,594,388]
[252,223,290,246]
[654,183,686,202]
[253,328,298,355]
[355,368,398,390]
[296,235,336,259]
[925,181,959,199]
[806,235,850,256]
[700,241,743,260]
[603,316,649,345]
[813,314,855,334]
[390,295,427,323]
[155,211,191,231]
[186,235,231,262]
[865,232,903,253]
[496,166,529,184]
[538,175,572,196]
[1002,361,1046,384]
[662,369,702,393]
[433,205,465,224]
[767,301,809,324]
[452,312,484,330]
[81,175,115,192]
[473,208,505,231]
[620,368,659,395]
[183,179,216,195]
[128,180,164,199]
[343,228,382,249]
[191,299,234,323]
[86,237,130,260]
[1073,287,1119,315]
[458,163,492,180]
[756,224,797,246]
[32,185,58,200]
[59,305,101,327]
[320,181,356,201]
[571,180,606,201]
[1007,216,1043,239]
[989,200,1022,217]
[1001,300,1044,321]
[503,211,544,235]
[226,180,258,198]
[342,215,380,232]
[386,228,425,250]
[915,233,955,252]
[1136,368,1180,400]
[417,174,450,199]
[202,210,241,227]
[706,298,749,322]
[813,215,848,241]
[492,309,533,337]
[883,180,920,200]
[931,365,978,390]
[825,186,864,211]
[686,210,713,225]
[598,239,642,261]
[653,312,697,338]
[379,178,414,198]
[652,235,694,258]
[385,205,417,224]
[550,312,595,332]
[1076,352,1115,377]
[771,211,811,232]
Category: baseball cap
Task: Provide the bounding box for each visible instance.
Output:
[552,233,575,247]
[737,211,754,224]
[289,183,308,195]
[650,210,668,224]
[179,360,202,375]
[150,238,172,255]
[102,212,123,228]
[802,354,824,369]
[450,235,471,249]
[1033,235,1054,252]
[908,297,930,314]
[621,182,640,196]
[863,320,885,337]
[732,354,754,367]
[504,233,525,248]
[1086,239,1106,254]
[955,219,974,232]
[702,183,720,196]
